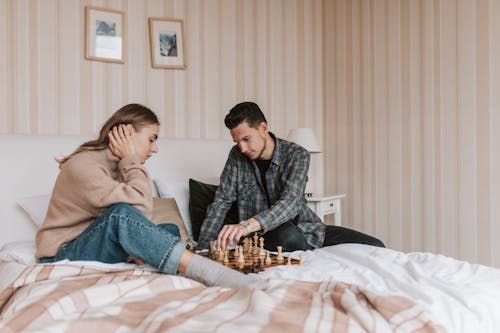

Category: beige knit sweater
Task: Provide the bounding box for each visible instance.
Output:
[35,148,153,259]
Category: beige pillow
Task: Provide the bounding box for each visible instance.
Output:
[151,198,189,242]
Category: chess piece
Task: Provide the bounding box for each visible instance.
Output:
[234,246,239,257]
[286,256,291,265]
[259,237,266,256]
[209,240,215,253]
[223,251,229,264]
[276,246,284,262]
[253,234,259,247]
[299,254,304,265]
[238,251,245,265]
[253,237,259,254]
[259,256,265,266]
[265,250,272,265]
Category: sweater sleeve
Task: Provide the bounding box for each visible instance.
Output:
[64,153,153,218]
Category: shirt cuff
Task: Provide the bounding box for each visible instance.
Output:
[118,154,143,172]
[253,214,271,233]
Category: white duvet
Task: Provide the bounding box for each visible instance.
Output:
[1,242,499,333]
[261,244,500,333]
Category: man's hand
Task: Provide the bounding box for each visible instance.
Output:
[108,124,136,159]
[216,218,262,250]
[217,224,249,250]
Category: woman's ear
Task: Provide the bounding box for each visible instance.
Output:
[124,124,135,136]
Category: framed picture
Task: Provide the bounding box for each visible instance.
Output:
[85,6,126,64]
[149,18,186,69]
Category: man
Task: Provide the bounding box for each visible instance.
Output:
[197,101,384,251]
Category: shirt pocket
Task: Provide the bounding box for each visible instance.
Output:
[239,181,257,200]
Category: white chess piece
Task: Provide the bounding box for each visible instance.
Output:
[238,250,245,264]
[259,237,266,256]
[265,250,272,265]
[276,246,284,262]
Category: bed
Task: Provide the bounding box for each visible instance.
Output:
[1,134,499,333]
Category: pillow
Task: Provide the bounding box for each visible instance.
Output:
[17,194,51,228]
[0,241,36,265]
[151,198,189,242]
[154,179,192,238]
[188,178,239,242]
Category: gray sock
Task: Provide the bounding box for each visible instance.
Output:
[185,254,268,290]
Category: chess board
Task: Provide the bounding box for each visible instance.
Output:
[198,248,300,274]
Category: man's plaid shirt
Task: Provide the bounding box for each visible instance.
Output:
[197,134,325,250]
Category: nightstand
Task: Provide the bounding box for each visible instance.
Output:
[306,194,346,226]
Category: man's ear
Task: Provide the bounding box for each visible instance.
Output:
[259,121,269,133]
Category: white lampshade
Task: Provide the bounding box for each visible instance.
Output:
[287,128,322,153]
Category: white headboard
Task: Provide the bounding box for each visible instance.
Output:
[0,134,233,247]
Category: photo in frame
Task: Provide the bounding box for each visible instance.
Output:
[149,18,186,69]
[85,6,125,63]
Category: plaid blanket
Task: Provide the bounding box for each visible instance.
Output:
[0,262,446,333]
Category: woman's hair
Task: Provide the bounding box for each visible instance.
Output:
[57,104,159,165]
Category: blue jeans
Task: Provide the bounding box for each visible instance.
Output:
[39,203,186,275]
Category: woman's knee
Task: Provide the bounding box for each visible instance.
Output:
[158,223,180,238]
[104,203,150,226]
[100,203,154,235]
[106,202,138,215]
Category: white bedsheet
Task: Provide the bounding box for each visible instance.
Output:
[260,244,500,333]
[1,242,499,332]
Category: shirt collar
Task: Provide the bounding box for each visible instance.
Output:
[268,132,282,167]
[240,132,283,166]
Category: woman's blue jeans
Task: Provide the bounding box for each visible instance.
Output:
[39,203,186,275]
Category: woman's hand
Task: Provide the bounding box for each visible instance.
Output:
[126,256,145,265]
[108,124,137,159]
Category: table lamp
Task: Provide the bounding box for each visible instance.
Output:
[287,128,321,196]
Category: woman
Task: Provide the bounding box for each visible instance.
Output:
[36,103,265,289]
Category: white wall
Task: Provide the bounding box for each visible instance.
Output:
[0,0,324,137]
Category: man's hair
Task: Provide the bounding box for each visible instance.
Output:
[224,102,267,130]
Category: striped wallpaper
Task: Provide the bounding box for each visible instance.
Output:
[325,0,500,268]
[0,0,324,139]
[0,0,325,195]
